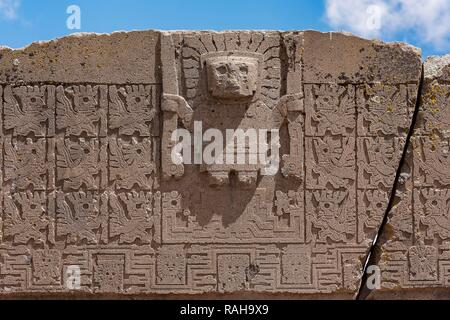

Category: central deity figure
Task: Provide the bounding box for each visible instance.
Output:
[161,33,303,188]
[204,53,259,99]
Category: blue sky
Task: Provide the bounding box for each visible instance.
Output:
[0,0,449,58]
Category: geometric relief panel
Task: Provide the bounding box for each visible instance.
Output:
[1,81,161,295]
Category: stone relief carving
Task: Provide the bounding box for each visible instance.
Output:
[306,136,356,189]
[305,84,355,137]
[0,30,425,298]
[56,85,107,137]
[56,137,107,191]
[368,57,450,298]
[56,191,108,245]
[160,33,304,185]
[109,85,158,137]
[3,191,55,245]
[306,190,356,243]
[4,85,55,137]
[109,137,155,190]
[4,137,54,191]
[32,249,62,286]
[109,191,160,244]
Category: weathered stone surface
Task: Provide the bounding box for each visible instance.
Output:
[365,55,450,300]
[303,31,422,84]
[0,30,425,299]
[0,31,160,84]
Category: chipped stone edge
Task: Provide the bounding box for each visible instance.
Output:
[424,54,450,80]
[1,29,422,55]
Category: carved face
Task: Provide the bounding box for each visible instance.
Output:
[316,94,339,111]
[282,253,311,284]
[21,89,45,111]
[22,197,45,219]
[94,260,123,292]
[422,190,448,217]
[206,56,258,99]
[217,255,248,292]
[125,89,150,112]
[71,86,97,111]
[32,250,61,285]
[314,191,347,219]
[70,193,98,220]
[157,250,186,285]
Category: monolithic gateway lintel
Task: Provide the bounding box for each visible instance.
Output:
[0,30,448,299]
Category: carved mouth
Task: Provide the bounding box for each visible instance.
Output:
[225,84,241,92]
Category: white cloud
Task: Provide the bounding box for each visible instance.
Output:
[325,0,450,51]
[0,0,20,20]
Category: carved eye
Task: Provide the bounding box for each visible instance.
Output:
[323,148,329,154]
[135,97,142,103]
[82,203,90,210]
[30,204,37,210]
[324,203,331,209]
[136,204,143,209]
[239,66,248,73]
[83,97,90,103]
[376,202,383,209]
[84,149,90,155]
[30,97,37,103]
[216,66,227,75]
[136,148,143,155]
[431,200,439,207]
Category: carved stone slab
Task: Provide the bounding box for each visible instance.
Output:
[0,30,423,298]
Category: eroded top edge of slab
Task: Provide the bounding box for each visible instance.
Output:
[0,29,424,86]
[424,54,450,81]
[0,30,160,85]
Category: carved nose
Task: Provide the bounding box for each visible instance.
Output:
[226,74,240,90]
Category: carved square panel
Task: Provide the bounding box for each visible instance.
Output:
[55,191,108,245]
[357,137,404,190]
[306,189,357,244]
[161,188,305,244]
[109,85,160,137]
[56,85,108,138]
[3,85,55,137]
[109,191,160,245]
[32,249,62,286]
[93,254,125,293]
[56,137,108,191]
[357,190,389,244]
[3,136,55,191]
[306,136,356,190]
[109,137,156,191]
[305,84,356,137]
[357,84,415,137]
[413,136,450,188]
[2,191,55,245]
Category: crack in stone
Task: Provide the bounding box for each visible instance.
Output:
[356,63,426,300]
